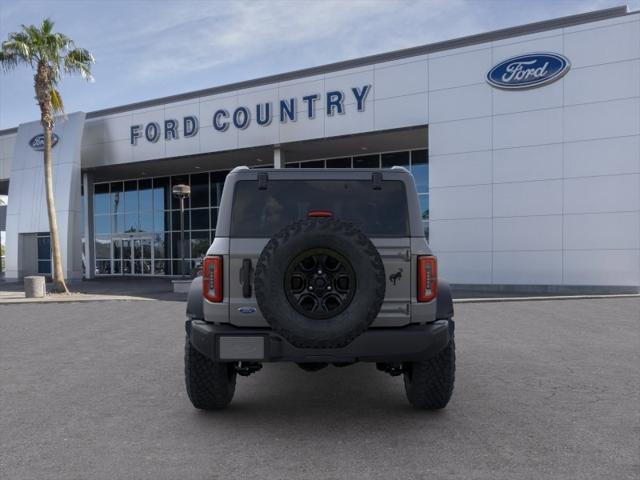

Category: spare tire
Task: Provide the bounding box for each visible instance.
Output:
[254,219,385,348]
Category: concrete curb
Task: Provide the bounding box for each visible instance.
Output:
[453,293,640,304]
[0,294,154,305]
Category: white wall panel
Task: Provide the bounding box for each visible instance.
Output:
[103,139,133,165]
[493,108,562,149]
[493,180,563,217]
[429,83,491,123]
[564,250,640,286]
[82,119,105,146]
[238,115,280,149]
[199,124,238,153]
[429,184,492,220]
[436,252,493,284]
[164,102,201,158]
[564,174,640,214]
[373,93,428,131]
[374,60,427,100]
[429,116,491,155]
[429,150,492,187]
[324,68,374,107]
[493,251,563,284]
[428,48,492,91]
[102,113,134,143]
[564,20,640,68]
[493,215,563,251]
[564,98,640,143]
[199,94,238,137]
[564,60,640,106]
[564,135,640,178]
[493,143,563,183]
[492,34,563,62]
[564,212,640,250]
[278,78,325,112]
[429,218,492,252]
[493,80,563,115]
[325,102,374,138]
[279,112,325,143]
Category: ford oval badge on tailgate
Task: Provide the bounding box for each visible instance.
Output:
[238,306,257,314]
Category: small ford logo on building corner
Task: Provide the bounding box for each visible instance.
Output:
[487,53,570,90]
[29,133,59,151]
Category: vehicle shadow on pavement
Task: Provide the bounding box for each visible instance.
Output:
[188,363,450,429]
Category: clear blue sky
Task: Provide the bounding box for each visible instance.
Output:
[0,0,634,130]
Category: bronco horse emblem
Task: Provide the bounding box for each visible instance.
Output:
[389,268,403,286]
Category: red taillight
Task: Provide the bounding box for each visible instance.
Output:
[308,210,333,218]
[417,256,437,302]
[203,256,223,302]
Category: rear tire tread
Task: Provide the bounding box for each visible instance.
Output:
[184,336,236,410]
[404,338,455,410]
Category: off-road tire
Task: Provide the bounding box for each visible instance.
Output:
[254,219,385,349]
[403,337,455,410]
[184,336,237,410]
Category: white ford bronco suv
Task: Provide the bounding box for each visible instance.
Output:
[184,166,455,410]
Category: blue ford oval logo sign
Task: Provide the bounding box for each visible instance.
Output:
[238,306,257,314]
[29,133,59,151]
[487,53,570,90]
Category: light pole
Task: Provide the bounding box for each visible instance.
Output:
[172,184,191,278]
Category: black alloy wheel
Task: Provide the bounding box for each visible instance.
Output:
[284,248,356,320]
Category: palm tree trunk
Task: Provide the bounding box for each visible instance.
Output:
[43,123,69,294]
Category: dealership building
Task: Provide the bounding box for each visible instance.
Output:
[0,6,638,291]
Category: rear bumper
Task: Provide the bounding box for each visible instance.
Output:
[187,320,452,363]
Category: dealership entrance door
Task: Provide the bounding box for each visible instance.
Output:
[114,236,153,275]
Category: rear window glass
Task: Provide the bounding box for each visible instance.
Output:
[230,179,409,237]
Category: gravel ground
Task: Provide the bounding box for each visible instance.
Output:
[1,297,638,480]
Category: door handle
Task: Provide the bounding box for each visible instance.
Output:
[240,258,252,298]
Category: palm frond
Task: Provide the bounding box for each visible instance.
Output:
[50,88,64,114]
[64,47,94,81]
[0,50,19,70]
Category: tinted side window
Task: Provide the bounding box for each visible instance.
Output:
[230,180,409,237]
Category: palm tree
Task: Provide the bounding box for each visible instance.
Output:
[0,19,94,293]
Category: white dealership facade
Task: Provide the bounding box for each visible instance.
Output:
[0,6,638,291]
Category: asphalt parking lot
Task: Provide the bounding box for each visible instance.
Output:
[1,297,638,480]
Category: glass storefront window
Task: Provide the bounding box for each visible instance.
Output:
[124,180,138,212]
[190,173,209,208]
[139,213,153,233]
[300,160,325,168]
[190,208,209,230]
[139,178,153,212]
[111,182,123,217]
[381,151,409,169]
[210,171,227,206]
[353,154,380,168]
[94,183,110,215]
[326,157,351,168]
[418,194,429,221]
[171,210,190,232]
[211,208,219,231]
[171,232,189,258]
[95,215,111,235]
[95,236,111,259]
[37,233,52,275]
[153,233,168,258]
[190,231,210,258]
[153,177,170,211]
[411,149,428,194]
[124,212,139,233]
[153,211,168,232]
